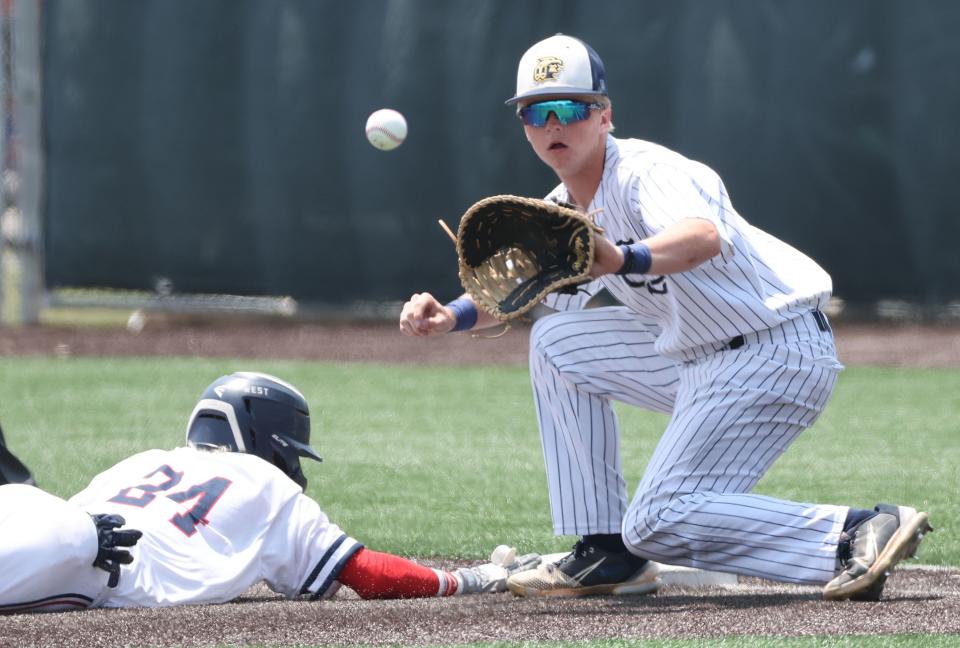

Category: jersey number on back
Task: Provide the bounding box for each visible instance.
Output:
[108,464,232,537]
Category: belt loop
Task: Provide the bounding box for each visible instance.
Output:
[812,309,831,333]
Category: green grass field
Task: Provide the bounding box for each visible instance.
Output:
[1,357,957,566]
[2,356,958,647]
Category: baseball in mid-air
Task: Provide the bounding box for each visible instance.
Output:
[126,309,146,334]
[365,108,407,151]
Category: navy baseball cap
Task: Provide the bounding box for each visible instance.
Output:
[505,34,608,106]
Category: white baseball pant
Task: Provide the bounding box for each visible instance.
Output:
[529,306,847,584]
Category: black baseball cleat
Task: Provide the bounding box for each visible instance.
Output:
[823,504,932,601]
[507,539,660,597]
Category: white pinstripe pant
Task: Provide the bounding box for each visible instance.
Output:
[529,306,847,584]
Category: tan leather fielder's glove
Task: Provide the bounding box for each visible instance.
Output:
[457,195,603,321]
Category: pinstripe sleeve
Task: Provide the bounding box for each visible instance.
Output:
[631,163,737,261]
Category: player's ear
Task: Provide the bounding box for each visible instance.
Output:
[600,105,613,132]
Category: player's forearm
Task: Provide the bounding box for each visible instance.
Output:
[336,548,461,599]
[599,218,720,277]
[643,218,721,275]
[474,302,501,330]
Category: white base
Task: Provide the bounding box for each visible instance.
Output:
[539,552,738,588]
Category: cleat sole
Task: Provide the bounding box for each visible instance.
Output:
[508,579,661,598]
[824,511,931,601]
[508,563,662,599]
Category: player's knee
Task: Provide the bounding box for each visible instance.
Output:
[528,316,559,368]
[622,510,664,552]
[529,313,558,346]
[622,498,681,556]
[622,537,660,562]
[528,312,575,366]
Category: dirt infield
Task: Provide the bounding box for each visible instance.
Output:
[3,567,959,647]
[3,318,960,367]
[2,318,959,646]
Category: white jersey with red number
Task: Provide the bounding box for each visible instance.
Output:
[67,447,360,608]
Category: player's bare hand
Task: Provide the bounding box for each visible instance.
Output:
[590,236,626,277]
[399,292,456,337]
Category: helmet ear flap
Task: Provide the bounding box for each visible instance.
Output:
[186,399,248,453]
[187,413,237,451]
[271,450,307,490]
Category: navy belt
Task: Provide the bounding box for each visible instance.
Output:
[727,335,746,350]
[727,309,830,350]
[811,309,831,333]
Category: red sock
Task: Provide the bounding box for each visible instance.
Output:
[337,548,459,599]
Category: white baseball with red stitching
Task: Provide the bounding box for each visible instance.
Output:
[365,108,407,151]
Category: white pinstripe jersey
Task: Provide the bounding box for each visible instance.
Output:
[68,447,360,608]
[544,135,833,360]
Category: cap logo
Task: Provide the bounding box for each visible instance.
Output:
[532,56,564,84]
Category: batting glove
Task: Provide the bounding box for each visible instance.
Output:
[452,552,542,594]
[90,513,143,588]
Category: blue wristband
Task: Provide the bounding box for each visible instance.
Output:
[445,297,478,332]
[617,242,652,275]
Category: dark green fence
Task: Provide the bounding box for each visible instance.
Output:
[42,0,960,307]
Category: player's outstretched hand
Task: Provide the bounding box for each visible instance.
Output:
[452,551,542,594]
[399,292,456,337]
[90,513,143,588]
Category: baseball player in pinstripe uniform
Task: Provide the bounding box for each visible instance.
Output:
[0,372,537,613]
[399,34,931,601]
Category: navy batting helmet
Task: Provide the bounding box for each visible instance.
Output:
[185,372,322,490]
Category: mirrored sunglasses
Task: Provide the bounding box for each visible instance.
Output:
[518,99,604,127]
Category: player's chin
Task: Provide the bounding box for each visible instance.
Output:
[540,144,575,168]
